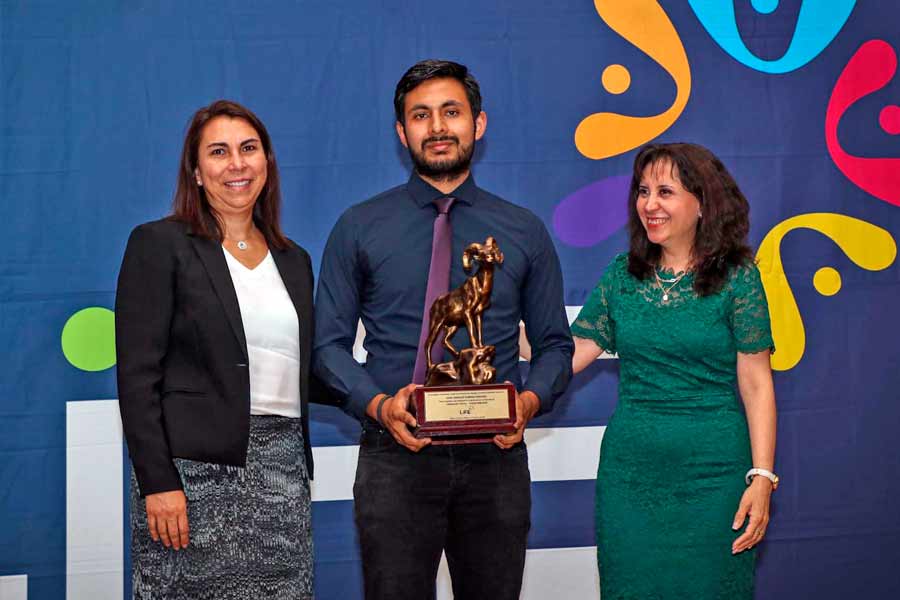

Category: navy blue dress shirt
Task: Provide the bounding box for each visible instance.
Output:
[313,173,573,421]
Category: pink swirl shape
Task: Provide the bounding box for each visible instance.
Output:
[880,105,900,135]
[825,40,900,206]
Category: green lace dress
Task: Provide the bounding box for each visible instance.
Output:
[572,254,774,600]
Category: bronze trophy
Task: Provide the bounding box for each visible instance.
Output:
[413,236,517,444]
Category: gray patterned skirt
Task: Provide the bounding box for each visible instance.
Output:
[130,416,313,599]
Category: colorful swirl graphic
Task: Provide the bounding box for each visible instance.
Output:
[552,175,631,247]
[689,0,856,73]
[756,213,896,371]
[825,40,900,206]
[575,0,691,160]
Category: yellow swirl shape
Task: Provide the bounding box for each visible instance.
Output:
[756,213,896,371]
[575,0,691,160]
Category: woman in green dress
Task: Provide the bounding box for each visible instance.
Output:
[572,143,778,598]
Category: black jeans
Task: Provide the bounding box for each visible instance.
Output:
[353,425,532,600]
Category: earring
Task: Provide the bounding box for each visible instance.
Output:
[697,210,702,218]
[196,179,203,187]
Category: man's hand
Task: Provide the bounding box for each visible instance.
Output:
[494,389,540,450]
[366,384,431,452]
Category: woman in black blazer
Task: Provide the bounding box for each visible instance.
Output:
[116,100,316,599]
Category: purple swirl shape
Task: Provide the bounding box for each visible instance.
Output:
[552,174,631,247]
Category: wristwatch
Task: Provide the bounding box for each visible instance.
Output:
[745,468,779,490]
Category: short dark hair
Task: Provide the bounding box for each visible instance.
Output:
[627,143,754,296]
[170,99,289,250]
[394,59,483,123]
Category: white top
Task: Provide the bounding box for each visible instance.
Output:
[223,248,301,418]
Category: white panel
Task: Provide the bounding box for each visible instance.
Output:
[565,305,583,324]
[66,400,124,600]
[435,547,599,599]
[308,426,602,502]
[352,319,367,363]
[0,575,28,600]
[521,546,600,599]
[525,426,604,482]
[436,552,452,599]
[310,444,360,502]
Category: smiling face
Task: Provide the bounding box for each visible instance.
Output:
[194,116,268,218]
[395,77,486,183]
[636,159,702,257]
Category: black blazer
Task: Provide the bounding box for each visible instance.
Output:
[116,218,317,496]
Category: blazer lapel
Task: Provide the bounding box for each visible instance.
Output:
[190,235,248,358]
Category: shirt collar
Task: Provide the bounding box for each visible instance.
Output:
[407,171,477,209]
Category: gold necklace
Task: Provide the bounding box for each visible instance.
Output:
[654,269,687,302]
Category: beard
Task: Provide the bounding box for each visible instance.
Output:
[407,134,475,182]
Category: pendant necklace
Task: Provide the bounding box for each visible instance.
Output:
[225,232,252,251]
[654,269,687,303]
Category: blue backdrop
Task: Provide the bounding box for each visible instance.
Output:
[3,1,900,598]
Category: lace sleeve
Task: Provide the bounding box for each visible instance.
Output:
[730,261,775,354]
[571,257,619,353]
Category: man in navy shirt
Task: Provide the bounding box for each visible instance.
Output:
[314,59,573,600]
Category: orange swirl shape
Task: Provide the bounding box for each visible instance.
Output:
[756,213,896,371]
[575,0,691,160]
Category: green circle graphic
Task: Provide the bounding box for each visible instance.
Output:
[61,307,116,371]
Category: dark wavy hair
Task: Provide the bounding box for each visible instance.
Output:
[627,143,754,296]
[170,99,289,250]
[394,59,482,123]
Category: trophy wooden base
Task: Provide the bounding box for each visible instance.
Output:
[413,382,517,445]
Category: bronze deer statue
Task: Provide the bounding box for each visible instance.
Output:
[423,236,504,381]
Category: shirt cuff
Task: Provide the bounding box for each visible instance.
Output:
[523,381,554,417]
[133,460,184,498]
[347,378,385,422]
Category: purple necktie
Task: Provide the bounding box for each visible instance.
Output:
[412,196,455,385]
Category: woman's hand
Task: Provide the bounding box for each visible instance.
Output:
[734,350,777,554]
[145,490,190,550]
[731,477,772,554]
